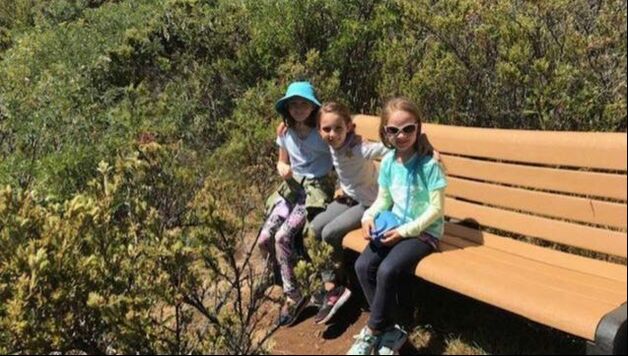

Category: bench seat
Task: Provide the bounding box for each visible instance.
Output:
[343,224,626,341]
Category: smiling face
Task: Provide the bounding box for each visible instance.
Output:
[319,111,351,149]
[287,98,315,123]
[385,109,419,154]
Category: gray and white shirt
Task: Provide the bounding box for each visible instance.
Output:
[331,137,390,206]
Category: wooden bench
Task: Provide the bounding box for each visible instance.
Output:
[342,115,627,355]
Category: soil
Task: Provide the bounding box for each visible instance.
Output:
[270,297,370,355]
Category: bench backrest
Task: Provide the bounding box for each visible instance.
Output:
[353,115,628,259]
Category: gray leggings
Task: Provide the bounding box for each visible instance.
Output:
[310,200,367,284]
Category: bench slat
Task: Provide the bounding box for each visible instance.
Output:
[444,223,627,283]
[447,177,627,229]
[353,114,382,141]
[441,235,626,301]
[417,244,626,341]
[445,198,628,257]
[353,115,628,170]
[442,154,627,201]
[424,124,627,170]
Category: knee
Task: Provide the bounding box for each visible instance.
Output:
[376,261,400,283]
[309,218,325,241]
[257,233,272,250]
[321,224,343,247]
[355,254,370,277]
[274,230,291,247]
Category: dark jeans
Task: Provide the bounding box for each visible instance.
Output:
[355,237,434,331]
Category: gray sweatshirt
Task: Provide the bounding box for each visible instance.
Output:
[331,137,390,206]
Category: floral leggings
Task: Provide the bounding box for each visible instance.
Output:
[258,197,307,301]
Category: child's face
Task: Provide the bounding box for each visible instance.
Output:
[385,109,418,153]
[319,111,351,149]
[288,98,315,123]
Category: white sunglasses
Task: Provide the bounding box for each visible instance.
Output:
[384,123,418,136]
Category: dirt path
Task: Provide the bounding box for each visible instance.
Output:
[268,291,427,355]
[270,299,370,355]
[240,233,366,355]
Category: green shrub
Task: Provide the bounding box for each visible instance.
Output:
[375,0,627,130]
[0,142,277,354]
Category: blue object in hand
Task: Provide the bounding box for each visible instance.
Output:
[371,211,401,247]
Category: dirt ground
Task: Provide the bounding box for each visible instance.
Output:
[268,294,423,355]
[270,299,369,355]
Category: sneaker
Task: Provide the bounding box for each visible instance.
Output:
[314,285,352,324]
[277,295,308,327]
[347,326,380,355]
[377,325,408,355]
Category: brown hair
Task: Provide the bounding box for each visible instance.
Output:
[379,97,433,156]
[317,101,353,127]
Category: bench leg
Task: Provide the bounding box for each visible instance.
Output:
[587,303,626,355]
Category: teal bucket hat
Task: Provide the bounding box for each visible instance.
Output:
[275,81,322,116]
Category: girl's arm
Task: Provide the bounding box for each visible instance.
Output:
[396,189,445,238]
[362,186,393,222]
[359,141,390,160]
[276,121,288,136]
[359,141,441,163]
[277,147,292,180]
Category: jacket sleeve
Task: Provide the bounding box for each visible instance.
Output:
[396,189,445,237]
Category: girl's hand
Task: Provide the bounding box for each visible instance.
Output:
[277,161,292,180]
[432,149,441,162]
[380,229,403,247]
[361,219,374,241]
[276,122,288,137]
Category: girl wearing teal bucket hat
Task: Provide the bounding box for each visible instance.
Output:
[257,81,335,327]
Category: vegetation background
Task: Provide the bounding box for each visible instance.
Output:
[1,0,625,354]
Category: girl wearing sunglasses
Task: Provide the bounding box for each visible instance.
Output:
[348,98,447,355]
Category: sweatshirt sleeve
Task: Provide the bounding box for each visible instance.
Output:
[396,189,445,237]
[359,141,390,160]
[361,186,393,222]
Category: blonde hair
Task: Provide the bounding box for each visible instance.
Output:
[379,97,433,156]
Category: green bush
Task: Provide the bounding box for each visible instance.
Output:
[375,0,627,130]
[2,0,624,197]
[0,142,277,354]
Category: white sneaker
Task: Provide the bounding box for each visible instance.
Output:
[347,326,380,355]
